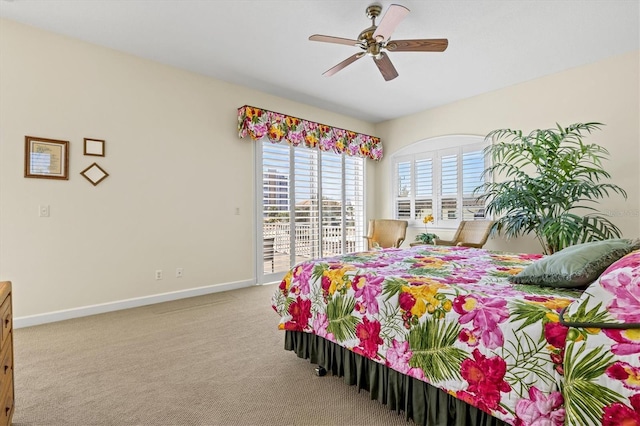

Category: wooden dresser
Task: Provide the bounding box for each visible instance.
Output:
[0,282,13,425]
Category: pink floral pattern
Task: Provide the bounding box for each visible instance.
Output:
[514,386,565,426]
[273,245,640,425]
[312,313,334,341]
[284,298,311,332]
[453,295,509,349]
[544,322,569,349]
[353,317,383,359]
[457,349,511,414]
[603,329,640,356]
[558,249,640,426]
[352,274,384,315]
[291,262,314,294]
[607,361,640,391]
[385,339,412,374]
[602,394,640,426]
[600,259,640,323]
[238,105,383,160]
[566,249,640,327]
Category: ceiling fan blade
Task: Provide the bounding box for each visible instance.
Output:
[374,52,398,81]
[323,52,365,77]
[372,4,410,42]
[309,34,360,47]
[386,38,449,52]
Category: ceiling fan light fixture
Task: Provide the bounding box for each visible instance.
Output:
[367,43,382,57]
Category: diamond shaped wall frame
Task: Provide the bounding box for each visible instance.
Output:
[80,162,109,186]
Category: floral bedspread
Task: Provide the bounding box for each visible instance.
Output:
[271,245,640,425]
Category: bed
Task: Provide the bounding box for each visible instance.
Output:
[271,244,640,426]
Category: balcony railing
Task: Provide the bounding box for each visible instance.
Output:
[263,222,361,259]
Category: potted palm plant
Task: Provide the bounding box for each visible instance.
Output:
[478,122,627,254]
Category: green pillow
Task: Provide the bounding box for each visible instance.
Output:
[509,238,640,288]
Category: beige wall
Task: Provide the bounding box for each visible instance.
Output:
[0,19,375,319]
[374,50,640,253]
[1,18,638,320]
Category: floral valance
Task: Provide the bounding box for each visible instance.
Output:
[237,105,383,161]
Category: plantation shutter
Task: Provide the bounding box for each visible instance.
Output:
[396,161,411,219]
[390,135,488,228]
[462,149,486,220]
[414,157,434,219]
[321,152,343,257]
[344,155,365,255]
[262,142,291,273]
[294,148,320,260]
[260,139,366,280]
[440,154,458,220]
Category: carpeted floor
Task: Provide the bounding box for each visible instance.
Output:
[12,284,411,425]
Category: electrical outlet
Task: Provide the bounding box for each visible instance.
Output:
[155,270,163,280]
[176,268,183,278]
[234,207,240,215]
[39,205,50,217]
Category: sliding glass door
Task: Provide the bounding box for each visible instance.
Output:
[258,140,365,283]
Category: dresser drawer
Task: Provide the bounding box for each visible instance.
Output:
[0,295,10,352]
[0,335,11,388]
[0,376,13,426]
[0,282,12,426]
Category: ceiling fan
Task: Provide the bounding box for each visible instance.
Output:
[309,3,448,81]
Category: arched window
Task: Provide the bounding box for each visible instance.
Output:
[391,135,489,228]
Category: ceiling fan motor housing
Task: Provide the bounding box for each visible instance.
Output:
[360,4,384,58]
[358,27,382,58]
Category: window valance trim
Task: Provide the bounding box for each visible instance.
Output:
[237,105,383,161]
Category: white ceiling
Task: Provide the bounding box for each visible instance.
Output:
[1,0,638,123]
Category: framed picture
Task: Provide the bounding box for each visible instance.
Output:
[24,136,69,180]
[84,138,105,157]
[80,162,109,186]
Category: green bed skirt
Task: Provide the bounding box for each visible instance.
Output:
[285,331,507,426]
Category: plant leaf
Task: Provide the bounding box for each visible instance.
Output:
[509,300,550,332]
[326,295,360,342]
[382,277,409,301]
[502,331,556,396]
[562,341,624,425]
[482,123,626,254]
[408,316,468,383]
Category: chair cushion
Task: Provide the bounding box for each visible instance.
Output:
[509,238,640,288]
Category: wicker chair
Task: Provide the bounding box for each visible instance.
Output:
[434,220,495,248]
[365,219,408,250]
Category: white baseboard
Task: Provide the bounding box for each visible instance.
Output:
[14,279,255,329]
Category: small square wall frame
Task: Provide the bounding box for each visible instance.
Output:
[24,136,69,180]
[80,162,109,186]
[84,138,105,157]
